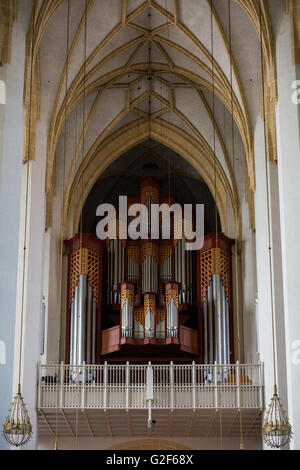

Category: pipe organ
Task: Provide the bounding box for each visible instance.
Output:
[65,234,103,364]
[65,179,235,364]
[121,282,134,338]
[166,283,179,338]
[107,238,125,304]
[198,234,234,364]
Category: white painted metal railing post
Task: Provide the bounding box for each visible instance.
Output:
[214,361,218,408]
[60,361,64,408]
[236,360,241,409]
[81,361,86,409]
[126,361,130,409]
[258,360,263,409]
[104,361,108,409]
[37,362,41,409]
[170,361,174,410]
[192,361,196,410]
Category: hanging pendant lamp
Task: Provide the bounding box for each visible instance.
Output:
[3,385,32,447]
[262,385,292,449]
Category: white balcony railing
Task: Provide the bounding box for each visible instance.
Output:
[37,362,264,410]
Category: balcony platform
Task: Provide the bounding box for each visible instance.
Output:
[37,362,264,439]
[38,408,263,439]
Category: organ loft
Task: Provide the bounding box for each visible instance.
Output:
[65,177,235,364]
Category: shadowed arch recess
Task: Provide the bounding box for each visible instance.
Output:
[107,438,192,450]
[64,119,240,241]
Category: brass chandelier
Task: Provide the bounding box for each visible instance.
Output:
[3,385,32,447]
[262,386,292,449]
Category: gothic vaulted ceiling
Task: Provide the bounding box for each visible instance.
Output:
[23,0,282,235]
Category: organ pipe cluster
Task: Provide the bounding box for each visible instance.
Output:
[199,239,234,365]
[65,235,103,365]
[65,182,234,365]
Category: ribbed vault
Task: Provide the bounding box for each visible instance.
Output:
[21,0,280,236]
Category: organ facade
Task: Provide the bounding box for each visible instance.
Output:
[65,178,235,364]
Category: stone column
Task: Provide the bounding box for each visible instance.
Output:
[254,117,289,449]
[0,2,31,450]
[275,10,300,449]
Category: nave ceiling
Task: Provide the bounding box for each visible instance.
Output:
[20,0,283,236]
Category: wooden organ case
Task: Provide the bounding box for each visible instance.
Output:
[65,178,235,364]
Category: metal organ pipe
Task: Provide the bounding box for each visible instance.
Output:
[203,299,208,364]
[91,298,97,364]
[76,274,86,364]
[86,284,92,364]
[186,250,193,304]
[142,254,158,294]
[189,250,193,303]
[165,283,179,338]
[128,255,139,283]
[175,243,177,282]
[121,283,134,338]
[181,238,186,303]
[144,293,155,338]
[175,240,183,303]
[202,273,231,365]
[69,296,74,365]
[160,255,172,282]
[222,283,230,364]
[72,285,79,365]
[208,283,214,364]
[186,246,190,304]
[70,275,98,365]
[110,241,114,303]
[199,238,234,366]
[66,236,103,367]
[213,274,222,365]
[113,238,118,302]
[107,245,109,301]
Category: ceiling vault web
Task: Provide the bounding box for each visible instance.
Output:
[21,0,278,235]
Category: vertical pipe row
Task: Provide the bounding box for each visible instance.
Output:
[113,238,118,303]
[142,255,158,293]
[217,275,223,365]
[189,251,193,304]
[77,274,87,364]
[160,255,172,282]
[186,246,190,304]
[91,298,97,364]
[86,283,92,364]
[175,241,183,304]
[174,243,178,282]
[70,298,74,365]
[181,238,186,303]
[203,274,231,365]
[110,240,114,303]
[69,276,98,365]
[208,283,214,364]
[72,285,78,365]
[203,299,208,364]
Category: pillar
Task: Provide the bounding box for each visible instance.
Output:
[275,9,300,449]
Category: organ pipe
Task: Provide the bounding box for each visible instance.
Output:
[199,235,234,365]
[121,282,134,338]
[65,234,103,365]
[142,253,158,294]
[68,275,99,364]
[165,282,179,338]
[144,293,156,338]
